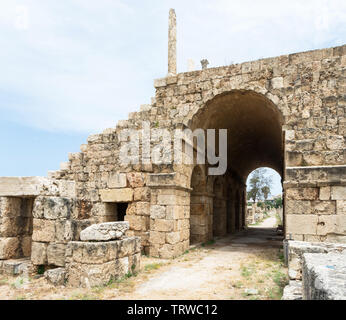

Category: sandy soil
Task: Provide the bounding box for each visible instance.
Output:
[0,213,287,300]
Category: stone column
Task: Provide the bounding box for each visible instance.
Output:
[168,8,177,76]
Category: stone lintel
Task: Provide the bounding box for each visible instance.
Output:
[0,176,47,197]
[99,188,134,202]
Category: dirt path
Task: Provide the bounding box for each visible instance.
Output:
[0,214,287,300]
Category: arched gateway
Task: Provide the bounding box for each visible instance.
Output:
[0,10,345,270]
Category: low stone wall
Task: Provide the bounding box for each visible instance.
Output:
[284,240,346,280]
[65,237,141,287]
[302,252,346,300]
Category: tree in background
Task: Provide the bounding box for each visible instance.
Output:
[247,168,273,202]
[261,185,270,201]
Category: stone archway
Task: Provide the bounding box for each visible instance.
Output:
[186,89,284,244]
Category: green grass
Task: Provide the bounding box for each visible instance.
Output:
[0,279,8,286]
[201,239,215,247]
[144,263,163,272]
[240,264,256,279]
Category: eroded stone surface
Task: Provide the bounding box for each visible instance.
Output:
[80,222,130,241]
[302,251,346,300]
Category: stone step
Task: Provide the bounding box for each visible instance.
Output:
[0,258,32,276]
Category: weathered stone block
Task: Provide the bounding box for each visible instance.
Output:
[336,200,346,215]
[151,219,174,232]
[302,252,346,300]
[125,215,148,231]
[45,268,66,286]
[150,205,166,219]
[0,237,20,259]
[286,215,318,235]
[33,196,74,220]
[166,231,180,244]
[286,188,319,201]
[134,187,151,201]
[100,188,134,202]
[47,243,66,267]
[319,187,331,200]
[331,186,346,200]
[118,237,137,258]
[21,236,32,257]
[108,172,127,188]
[55,220,73,243]
[127,172,145,188]
[80,221,129,241]
[32,219,55,242]
[31,242,48,265]
[150,230,166,245]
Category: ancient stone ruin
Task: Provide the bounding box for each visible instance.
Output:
[0,9,345,293]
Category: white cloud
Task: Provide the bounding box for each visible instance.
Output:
[0,0,345,134]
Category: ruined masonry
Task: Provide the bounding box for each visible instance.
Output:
[0,9,345,289]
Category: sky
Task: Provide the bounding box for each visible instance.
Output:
[0,0,345,193]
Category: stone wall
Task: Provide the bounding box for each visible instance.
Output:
[0,44,345,260]
[284,166,346,242]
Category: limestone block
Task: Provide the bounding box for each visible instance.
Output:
[55,220,73,243]
[33,196,74,220]
[336,200,346,215]
[80,222,129,241]
[66,260,121,288]
[150,231,166,245]
[313,201,336,215]
[57,180,76,198]
[134,202,150,216]
[286,188,319,201]
[108,172,127,188]
[302,252,346,300]
[151,219,174,232]
[286,215,318,235]
[21,236,32,257]
[125,215,148,231]
[127,172,145,188]
[157,194,177,205]
[0,237,20,259]
[31,242,48,265]
[47,243,66,267]
[0,217,22,237]
[134,187,151,201]
[117,237,137,258]
[271,77,284,89]
[32,219,55,242]
[331,186,346,200]
[0,197,21,218]
[0,177,44,197]
[158,242,184,259]
[66,241,117,264]
[319,187,331,200]
[100,188,134,202]
[44,268,66,286]
[326,135,344,150]
[166,206,185,220]
[166,232,180,245]
[150,205,166,219]
[285,200,312,215]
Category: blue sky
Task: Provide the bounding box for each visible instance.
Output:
[0,0,345,195]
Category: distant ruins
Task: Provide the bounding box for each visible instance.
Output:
[0,9,345,292]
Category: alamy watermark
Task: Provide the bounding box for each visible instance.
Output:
[119,121,227,175]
